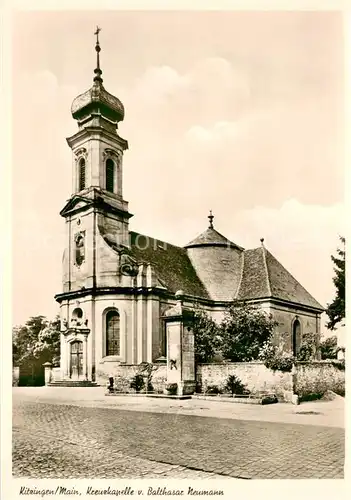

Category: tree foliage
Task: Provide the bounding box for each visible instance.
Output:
[297,332,318,361]
[326,236,345,330]
[193,309,221,363]
[320,335,338,360]
[13,315,61,368]
[258,341,295,372]
[219,301,278,362]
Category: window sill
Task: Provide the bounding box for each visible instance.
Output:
[101,356,123,363]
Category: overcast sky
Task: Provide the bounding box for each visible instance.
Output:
[12,10,345,336]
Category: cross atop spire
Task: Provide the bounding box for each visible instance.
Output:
[208,210,214,229]
[94,25,101,43]
[93,25,103,84]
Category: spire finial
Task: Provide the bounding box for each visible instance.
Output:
[260,237,265,247]
[93,26,103,84]
[208,210,214,229]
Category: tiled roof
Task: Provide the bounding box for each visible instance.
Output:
[237,246,324,311]
[102,225,323,310]
[185,227,243,249]
[129,231,210,299]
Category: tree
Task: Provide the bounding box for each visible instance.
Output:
[297,332,318,361]
[326,236,345,330]
[192,309,221,363]
[320,335,338,360]
[219,301,278,362]
[13,315,61,375]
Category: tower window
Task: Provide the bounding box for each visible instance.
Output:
[106,158,115,193]
[79,158,86,191]
[106,310,120,356]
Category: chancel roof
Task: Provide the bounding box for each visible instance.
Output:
[237,246,324,310]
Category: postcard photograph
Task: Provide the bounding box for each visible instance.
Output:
[4,6,347,496]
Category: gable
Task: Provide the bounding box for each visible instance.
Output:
[60,195,93,217]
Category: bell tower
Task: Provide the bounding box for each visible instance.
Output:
[60,27,132,293]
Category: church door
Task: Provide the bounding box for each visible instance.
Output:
[70,341,83,379]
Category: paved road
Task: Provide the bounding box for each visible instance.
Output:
[13,395,344,479]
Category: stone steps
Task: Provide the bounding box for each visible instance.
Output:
[47,380,99,387]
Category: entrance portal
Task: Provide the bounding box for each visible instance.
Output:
[70,341,83,379]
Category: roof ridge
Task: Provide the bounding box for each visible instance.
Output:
[265,248,324,309]
[234,251,245,299]
[129,230,182,251]
[261,246,272,296]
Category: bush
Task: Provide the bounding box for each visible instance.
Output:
[259,341,295,372]
[166,383,178,395]
[130,374,145,393]
[224,374,246,396]
[331,359,345,371]
[195,381,202,394]
[219,301,278,362]
[299,393,323,402]
[297,332,318,361]
[205,384,222,395]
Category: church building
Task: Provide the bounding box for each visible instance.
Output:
[55,32,324,384]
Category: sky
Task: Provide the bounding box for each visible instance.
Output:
[12,10,345,339]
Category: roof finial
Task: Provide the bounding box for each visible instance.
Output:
[208,210,214,229]
[93,26,103,84]
[260,237,265,247]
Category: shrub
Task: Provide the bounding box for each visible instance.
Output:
[299,393,323,402]
[130,374,145,393]
[331,359,345,371]
[205,384,222,395]
[195,381,202,394]
[193,309,221,363]
[166,383,178,395]
[224,374,246,396]
[137,362,159,392]
[297,332,318,361]
[259,341,295,372]
[219,301,278,362]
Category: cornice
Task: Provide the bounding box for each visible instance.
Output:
[66,127,128,150]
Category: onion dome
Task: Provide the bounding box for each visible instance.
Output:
[71,26,125,124]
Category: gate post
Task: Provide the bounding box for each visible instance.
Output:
[163,290,196,396]
[43,362,53,386]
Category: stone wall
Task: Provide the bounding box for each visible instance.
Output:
[96,363,167,393]
[197,362,293,401]
[295,361,345,398]
[196,361,345,402]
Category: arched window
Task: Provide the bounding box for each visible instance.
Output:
[79,158,86,191]
[292,319,301,356]
[105,158,115,193]
[106,310,120,356]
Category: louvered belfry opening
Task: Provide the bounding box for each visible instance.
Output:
[106,158,114,193]
[79,158,86,191]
